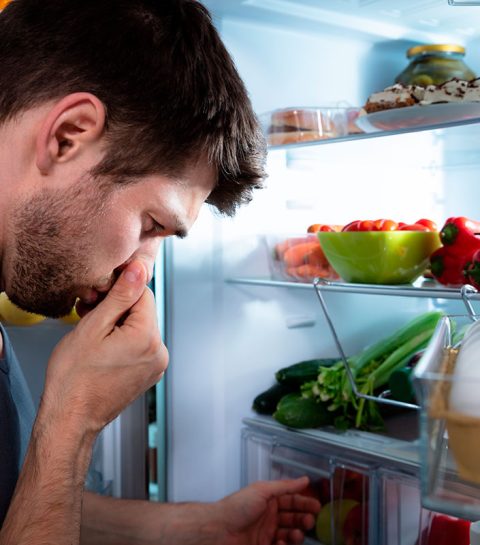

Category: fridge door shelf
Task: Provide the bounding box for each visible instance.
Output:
[413,315,480,521]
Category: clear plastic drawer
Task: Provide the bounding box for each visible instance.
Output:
[241,429,373,545]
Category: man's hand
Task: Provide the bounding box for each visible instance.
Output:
[216,477,320,545]
[41,259,168,434]
[81,478,321,545]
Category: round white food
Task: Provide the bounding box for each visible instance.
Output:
[449,320,480,417]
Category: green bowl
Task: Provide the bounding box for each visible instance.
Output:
[317,231,441,285]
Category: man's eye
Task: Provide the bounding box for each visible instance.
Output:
[146,219,165,235]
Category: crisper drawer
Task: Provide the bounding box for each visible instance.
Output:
[380,468,471,545]
[241,429,374,545]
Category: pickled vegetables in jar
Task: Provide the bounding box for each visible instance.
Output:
[395,44,476,86]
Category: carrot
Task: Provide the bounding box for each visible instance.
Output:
[283,242,319,267]
[274,236,312,260]
[289,264,338,280]
[306,245,330,267]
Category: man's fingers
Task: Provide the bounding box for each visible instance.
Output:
[85,261,147,334]
[278,493,321,513]
[256,476,310,498]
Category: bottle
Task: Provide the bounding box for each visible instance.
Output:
[395,44,476,87]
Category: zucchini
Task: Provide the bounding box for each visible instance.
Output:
[273,393,332,429]
[275,358,338,387]
[252,383,296,415]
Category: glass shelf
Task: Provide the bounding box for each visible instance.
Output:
[226,276,480,301]
[267,115,480,152]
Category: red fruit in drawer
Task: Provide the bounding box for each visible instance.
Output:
[334,469,368,503]
[343,503,369,545]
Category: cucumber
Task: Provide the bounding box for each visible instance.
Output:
[273,393,332,429]
[252,383,296,415]
[275,359,338,387]
[388,367,416,404]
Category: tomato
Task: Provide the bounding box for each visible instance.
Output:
[342,221,361,232]
[415,218,438,232]
[373,219,398,231]
[358,220,377,231]
[398,223,430,231]
[307,224,335,233]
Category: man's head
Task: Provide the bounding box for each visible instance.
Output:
[0,0,266,316]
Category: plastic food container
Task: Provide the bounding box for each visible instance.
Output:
[265,234,340,282]
[260,107,348,146]
[413,315,480,521]
[395,44,476,87]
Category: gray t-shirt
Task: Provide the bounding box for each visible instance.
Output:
[0,324,36,527]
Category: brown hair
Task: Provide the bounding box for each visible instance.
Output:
[0,0,266,215]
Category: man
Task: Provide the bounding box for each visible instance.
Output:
[0,0,320,544]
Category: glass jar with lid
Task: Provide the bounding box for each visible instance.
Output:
[395,44,476,86]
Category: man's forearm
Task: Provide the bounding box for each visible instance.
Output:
[0,410,95,545]
[81,492,222,545]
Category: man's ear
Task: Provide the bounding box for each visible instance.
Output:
[35,92,106,174]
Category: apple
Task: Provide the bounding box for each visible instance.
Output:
[316,499,359,545]
[0,292,46,326]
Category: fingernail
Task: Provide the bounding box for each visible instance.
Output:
[123,262,144,283]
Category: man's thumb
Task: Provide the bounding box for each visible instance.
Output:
[96,261,147,327]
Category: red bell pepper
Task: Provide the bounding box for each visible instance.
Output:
[430,246,469,287]
[464,247,480,290]
[425,514,470,545]
[440,216,480,255]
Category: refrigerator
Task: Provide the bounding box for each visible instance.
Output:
[159,0,480,542]
[8,0,480,543]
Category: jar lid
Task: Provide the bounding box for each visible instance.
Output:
[407,44,466,57]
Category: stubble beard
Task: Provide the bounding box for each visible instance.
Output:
[7,179,108,318]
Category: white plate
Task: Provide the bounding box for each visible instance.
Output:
[355,102,480,133]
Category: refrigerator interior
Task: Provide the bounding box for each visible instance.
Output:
[162,0,480,507]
